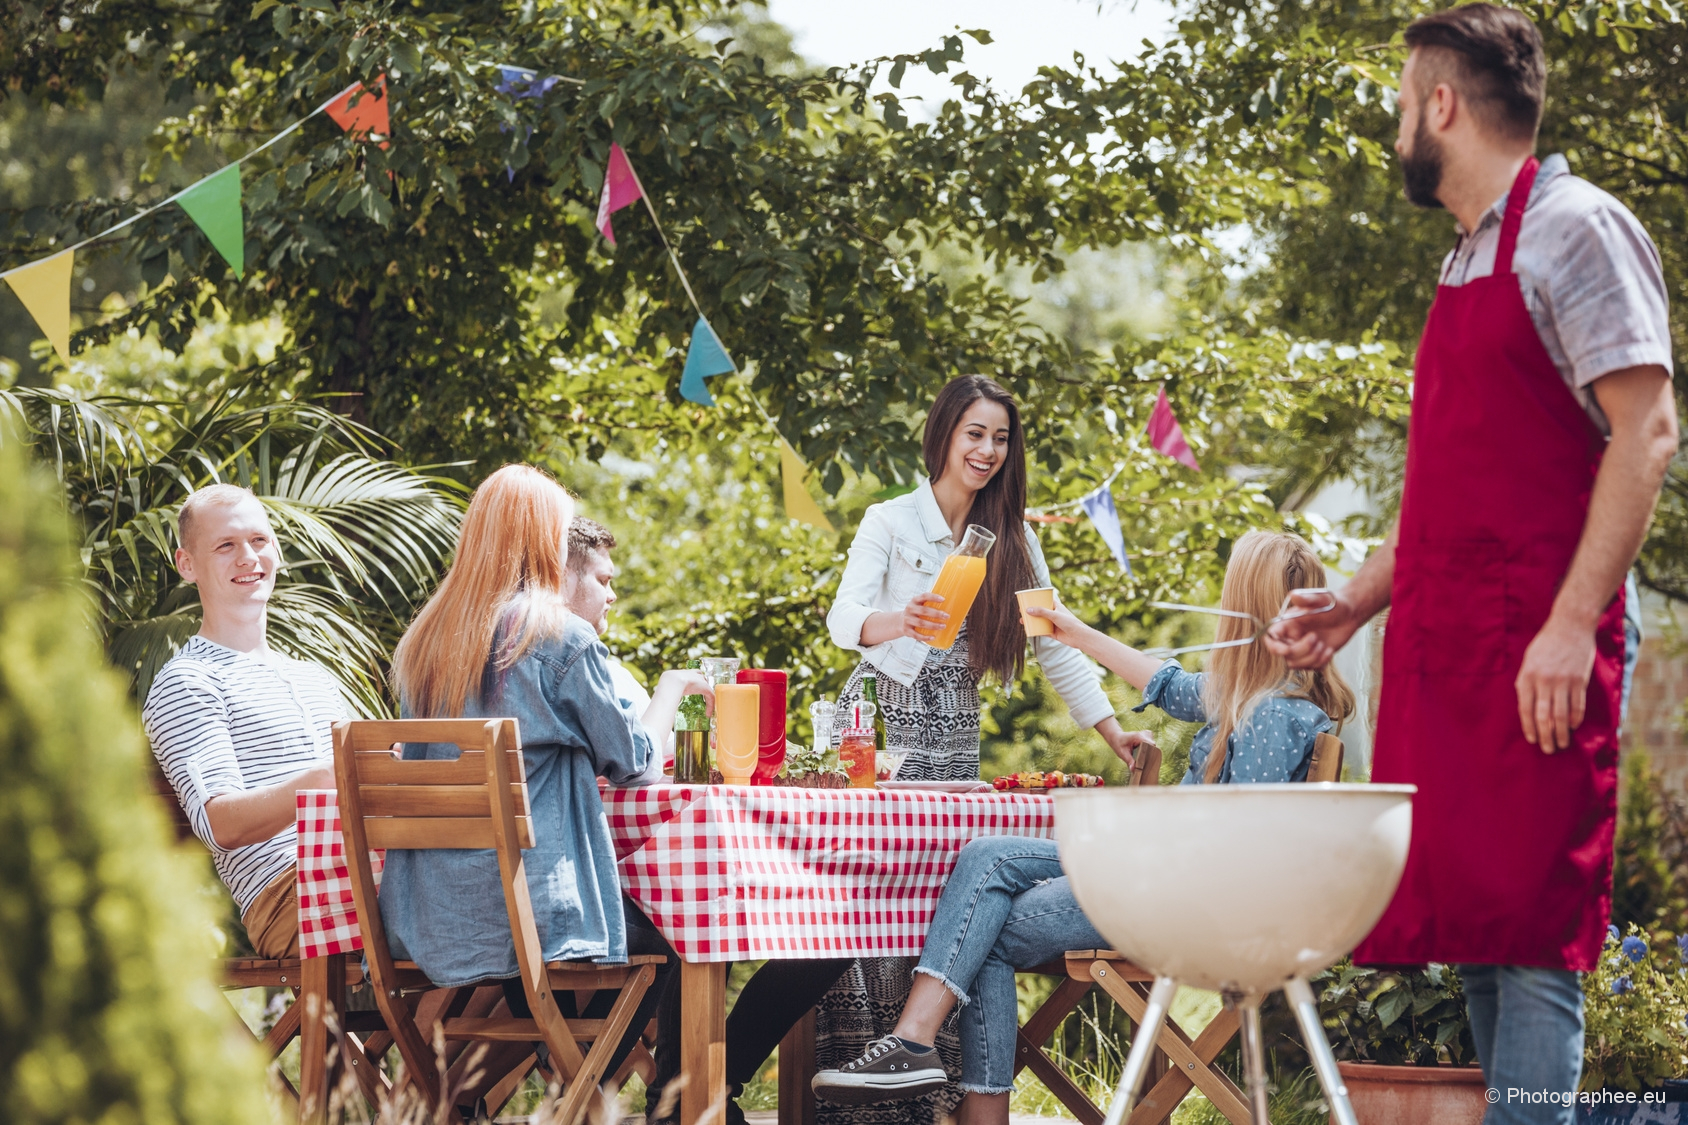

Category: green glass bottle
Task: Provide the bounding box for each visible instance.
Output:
[674,659,711,783]
[861,672,886,758]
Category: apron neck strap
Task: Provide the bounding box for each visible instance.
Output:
[1495,155,1541,276]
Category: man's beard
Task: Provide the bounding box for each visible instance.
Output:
[1400,116,1446,209]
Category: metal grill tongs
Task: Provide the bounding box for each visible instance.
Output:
[1141,587,1339,659]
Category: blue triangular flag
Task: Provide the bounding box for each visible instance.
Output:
[1080,484,1132,576]
[495,65,560,99]
[680,316,736,405]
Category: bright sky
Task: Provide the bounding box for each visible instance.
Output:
[762,0,1177,112]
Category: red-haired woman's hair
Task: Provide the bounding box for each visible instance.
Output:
[391,464,575,717]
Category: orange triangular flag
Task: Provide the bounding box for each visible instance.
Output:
[4,249,74,365]
[779,438,835,533]
[326,76,390,145]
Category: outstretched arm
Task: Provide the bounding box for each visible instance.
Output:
[1264,524,1397,669]
[1023,603,1162,690]
[204,765,336,849]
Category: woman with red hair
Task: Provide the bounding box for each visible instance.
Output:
[380,464,703,1096]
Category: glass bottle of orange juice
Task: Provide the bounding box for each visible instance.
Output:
[925,524,997,650]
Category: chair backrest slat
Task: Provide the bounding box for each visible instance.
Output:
[353,748,527,786]
[364,815,536,850]
[1307,731,1345,784]
[359,783,530,820]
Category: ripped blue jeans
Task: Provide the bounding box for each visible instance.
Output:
[914,835,1104,1094]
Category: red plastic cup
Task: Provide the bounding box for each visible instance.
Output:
[736,669,788,784]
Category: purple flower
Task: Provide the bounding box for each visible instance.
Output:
[1622,936,1648,963]
[1676,934,1688,964]
[1609,924,1622,943]
[1611,976,1633,995]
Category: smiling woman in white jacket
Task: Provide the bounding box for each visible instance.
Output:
[824,375,1146,781]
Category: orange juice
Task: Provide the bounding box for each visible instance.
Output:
[714,683,761,784]
[926,554,986,650]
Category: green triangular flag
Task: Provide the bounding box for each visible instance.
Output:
[176,164,244,277]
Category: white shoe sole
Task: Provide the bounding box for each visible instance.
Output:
[812,1070,948,1105]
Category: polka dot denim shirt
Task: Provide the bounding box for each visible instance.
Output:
[1132,659,1334,784]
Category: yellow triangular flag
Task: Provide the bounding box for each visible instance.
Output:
[779,438,835,533]
[4,249,74,366]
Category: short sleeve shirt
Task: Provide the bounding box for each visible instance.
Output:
[1438,154,1673,435]
[141,636,347,915]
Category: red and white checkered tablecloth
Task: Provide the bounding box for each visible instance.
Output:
[605,785,1054,961]
[296,790,383,960]
[296,785,1053,963]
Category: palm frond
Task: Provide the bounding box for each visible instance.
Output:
[8,386,462,711]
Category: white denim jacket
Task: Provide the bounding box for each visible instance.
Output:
[825,479,1114,730]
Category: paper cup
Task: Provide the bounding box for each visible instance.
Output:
[1017,587,1056,636]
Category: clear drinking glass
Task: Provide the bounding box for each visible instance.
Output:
[714,683,760,785]
[925,524,997,650]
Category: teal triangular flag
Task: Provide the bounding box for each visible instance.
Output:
[679,316,735,405]
[176,164,244,277]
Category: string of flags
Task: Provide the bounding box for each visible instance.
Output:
[3,60,1202,545]
[592,137,834,532]
[0,78,389,366]
[1028,384,1201,576]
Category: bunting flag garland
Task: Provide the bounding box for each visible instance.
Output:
[1146,385,1201,471]
[595,143,644,247]
[679,316,735,405]
[175,164,244,277]
[1079,484,1132,577]
[3,250,74,365]
[325,76,390,144]
[0,77,390,364]
[780,439,837,533]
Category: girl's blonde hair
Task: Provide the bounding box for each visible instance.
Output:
[391,464,575,718]
[1201,530,1356,783]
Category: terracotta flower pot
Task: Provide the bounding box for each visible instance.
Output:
[1333,1061,1488,1125]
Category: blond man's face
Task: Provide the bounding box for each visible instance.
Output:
[176,498,281,614]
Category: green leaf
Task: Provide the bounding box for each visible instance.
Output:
[391,39,422,75]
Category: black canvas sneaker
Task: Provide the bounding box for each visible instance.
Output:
[811,1036,948,1104]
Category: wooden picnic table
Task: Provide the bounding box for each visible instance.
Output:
[295,783,1055,1124]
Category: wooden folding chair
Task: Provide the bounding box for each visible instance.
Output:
[334,718,663,1125]
[1014,733,1349,1125]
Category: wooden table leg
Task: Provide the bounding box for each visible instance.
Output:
[680,961,727,1125]
[777,1009,817,1125]
[298,953,347,1125]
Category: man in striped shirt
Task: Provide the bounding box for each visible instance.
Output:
[142,484,347,958]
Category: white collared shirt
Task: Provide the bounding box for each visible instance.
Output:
[825,479,1114,729]
[1439,153,1672,436]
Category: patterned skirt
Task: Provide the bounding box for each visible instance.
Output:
[817,631,981,1125]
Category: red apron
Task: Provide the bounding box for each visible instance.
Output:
[1356,158,1624,973]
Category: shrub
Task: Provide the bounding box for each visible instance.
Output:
[0,418,271,1123]
[1313,959,1475,1067]
[1582,923,1688,1091]
[1611,747,1688,940]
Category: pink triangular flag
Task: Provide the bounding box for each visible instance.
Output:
[1146,385,1200,471]
[595,143,644,246]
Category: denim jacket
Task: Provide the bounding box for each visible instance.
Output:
[1132,659,1333,785]
[379,612,660,987]
[824,478,1112,728]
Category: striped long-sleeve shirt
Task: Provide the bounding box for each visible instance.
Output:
[141,636,347,915]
